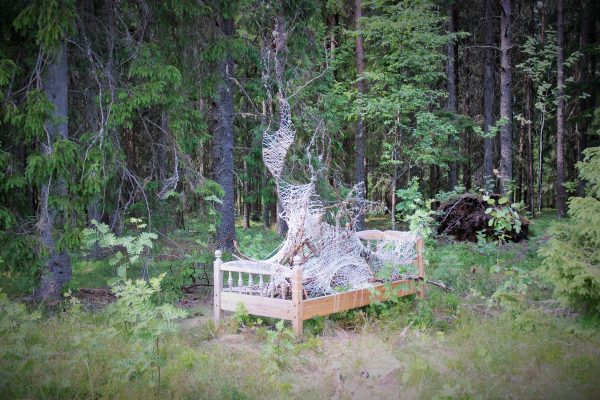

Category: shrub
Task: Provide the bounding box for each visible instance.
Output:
[539,147,600,313]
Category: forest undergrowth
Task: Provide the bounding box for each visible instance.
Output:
[1,212,600,399]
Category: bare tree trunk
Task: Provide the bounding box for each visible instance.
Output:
[526,76,535,214]
[34,41,72,300]
[213,15,236,250]
[483,0,495,190]
[158,110,169,182]
[354,0,367,230]
[517,116,525,203]
[274,3,289,238]
[577,0,591,196]
[243,157,251,229]
[555,0,567,217]
[276,199,287,236]
[447,1,458,189]
[537,3,546,214]
[499,0,513,197]
[391,145,398,230]
[261,98,271,229]
[538,111,545,213]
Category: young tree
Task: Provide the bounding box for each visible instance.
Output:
[499,0,513,196]
[446,1,458,189]
[555,0,567,217]
[482,0,495,189]
[354,0,367,230]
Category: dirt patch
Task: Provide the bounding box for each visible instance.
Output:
[291,332,408,399]
[75,287,116,310]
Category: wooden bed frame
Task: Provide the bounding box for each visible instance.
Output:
[213,231,425,336]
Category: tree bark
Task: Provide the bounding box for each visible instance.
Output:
[483,0,495,190]
[447,1,458,189]
[354,0,367,230]
[34,41,72,300]
[213,15,236,250]
[499,0,513,196]
[555,0,567,217]
[260,99,271,229]
[158,110,169,182]
[526,75,535,214]
[577,0,591,196]
[243,156,251,229]
[276,199,287,236]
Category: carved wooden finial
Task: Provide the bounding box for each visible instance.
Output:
[215,249,222,259]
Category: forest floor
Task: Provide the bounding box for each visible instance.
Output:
[1,212,600,399]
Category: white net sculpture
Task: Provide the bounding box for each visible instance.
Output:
[259,93,418,298]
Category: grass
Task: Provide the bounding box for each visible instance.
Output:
[1,210,600,399]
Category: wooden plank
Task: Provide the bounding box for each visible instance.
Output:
[220,260,292,278]
[220,291,294,319]
[301,280,417,320]
[213,250,224,321]
[382,230,418,241]
[416,237,425,299]
[355,230,385,240]
[291,256,303,336]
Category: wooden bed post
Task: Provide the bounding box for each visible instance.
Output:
[213,250,224,322]
[416,237,425,299]
[291,255,304,337]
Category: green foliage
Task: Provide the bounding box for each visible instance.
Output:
[13,0,75,54]
[395,177,423,217]
[194,180,225,234]
[483,195,524,242]
[110,275,186,339]
[262,320,296,372]
[395,178,435,239]
[359,0,462,172]
[83,218,157,282]
[540,147,600,313]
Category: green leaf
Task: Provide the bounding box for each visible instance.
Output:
[117,265,126,279]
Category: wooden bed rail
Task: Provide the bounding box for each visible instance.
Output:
[213,235,425,337]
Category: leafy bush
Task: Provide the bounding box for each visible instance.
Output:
[395,177,423,218]
[83,218,157,282]
[395,178,436,239]
[539,147,600,313]
[483,195,524,242]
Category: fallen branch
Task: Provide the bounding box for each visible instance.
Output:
[425,279,453,292]
[232,240,256,261]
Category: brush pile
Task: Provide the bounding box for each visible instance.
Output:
[435,194,529,242]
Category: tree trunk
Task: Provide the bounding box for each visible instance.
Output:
[555,0,567,217]
[34,41,72,300]
[526,75,535,214]
[261,98,271,229]
[517,115,525,203]
[213,16,236,250]
[354,0,367,230]
[243,157,251,229]
[158,110,169,182]
[499,0,513,196]
[577,0,591,196]
[276,199,287,236]
[447,1,458,189]
[483,0,495,190]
